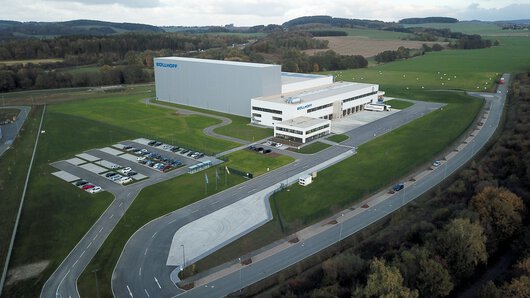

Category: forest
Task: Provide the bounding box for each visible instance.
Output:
[245,73,530,297]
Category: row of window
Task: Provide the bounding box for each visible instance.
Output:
[306,124,330,135]
[276,126,303,135]
[252,106,282,115]
[307,103,333,113]
[342,91,377,104]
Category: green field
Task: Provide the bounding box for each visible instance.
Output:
[313,27,410,40]
[223,150,294,176]
[330,36,530,92]
[326,134,349,143]
[0,58,64,65]
[59,65,101,75]
[152,100,273,142]
[385,99,413,109]
[289,141,331,154]
[403,21,526,36]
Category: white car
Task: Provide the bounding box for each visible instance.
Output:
[137,156,146,161]
[110,164,120,169]
[110,174,123,181]
[118,177,133,184]
[120,167,132,174]
[275,143,282,148]
[432,160,442,167]
[88,186,103,193]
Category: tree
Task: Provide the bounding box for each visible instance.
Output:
[434,218,487,281]
[356,258,418,298]
[470,187,525,248]
[502,276,530,297]
[417,258,454,297]
[477,281,502,298]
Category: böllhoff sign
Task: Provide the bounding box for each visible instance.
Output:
[297,104,312,110]
[156,62,178,68]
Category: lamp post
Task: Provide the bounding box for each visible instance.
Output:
[181,244,186,269]
[238,257,242,292]
[338,213,344,242]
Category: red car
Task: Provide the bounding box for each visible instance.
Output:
[82,184,95,190]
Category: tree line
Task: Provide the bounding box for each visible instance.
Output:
[248,73,530,297]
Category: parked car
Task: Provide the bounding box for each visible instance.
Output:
[82,184,95,190]
[170,147,180,152]
[148,140,157,146]
[248,145,256,150]
[127,171,137,177]
[110,175,123,181]
[180,149,189,154]
[118,177,133,184]
[257,147,264,152]
[393,183,405,192]
[75,180,88,186]
[105,172,117,178]
[275,143,282,148]
[110,164,120,169]
[264,149,272,154]
[432,160,442,167]
[89,186,102,193]
[120,167,132,174]
[154,141,163,147]
[187,151,195,157]
[137,156,146,161]
[124,145,132,150]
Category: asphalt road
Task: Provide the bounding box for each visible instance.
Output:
[174,76,510,297]
[0,106,30,157]
[111,100,443,298]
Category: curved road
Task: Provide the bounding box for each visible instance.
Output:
[112,100,444,298]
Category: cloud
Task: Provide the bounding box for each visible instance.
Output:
[457,3,530,21]
[43,0,161,8]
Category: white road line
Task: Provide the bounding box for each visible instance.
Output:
[93,235,98,241]
[79,250,85,258]
[144,248,149,255]
[238,186,244,189]
[144,289,150,297]
[126,285,133,297]
[87,242,92,249]
[98,227,103,233]
[110,214,115,219]
[72,259,79,267]
[119,202,123,207]
[154,277,161,289]
[169,219,176,224]
[151,232,158,238]
[139,267,142,276]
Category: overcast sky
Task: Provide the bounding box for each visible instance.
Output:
[1,0,529,26]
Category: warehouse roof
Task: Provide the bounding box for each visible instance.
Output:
[281,72,330,84]
[276,116,330,129]
[155,57,278,68]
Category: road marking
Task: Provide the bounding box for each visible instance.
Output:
[154,277,161,289]
[93,235,98,241]
[238,186,244,189]
[119,202,123,207]
[110,214,115,219]
[248,189,255,193]
[151,232,158,238]
[79,250,85,258]
[169,219,176,224]
[144,248,149,255]
[87,242,92,248]
[144,289,150,297]
[139,266,142,276]
[72,259,79,267]
[56,269,71,298]
[126,285,133,297]
[99,227,103,233]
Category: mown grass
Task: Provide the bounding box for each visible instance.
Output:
[327,134,349,143]
[223,149,294,176]
[152,100,273,142]
[289,142,331,154]
[385,99,414,109]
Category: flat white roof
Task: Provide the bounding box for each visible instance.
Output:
[155,57,278,68]
[281,72,331,84]
[256,81,377,104]
[276,116,330,129]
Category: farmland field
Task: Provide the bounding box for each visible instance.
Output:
[0,58,64,65]
[305,36,447,57]
[402,21,529,36]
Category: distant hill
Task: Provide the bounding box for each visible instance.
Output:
[0,19,163,40]
[399,17,458,24]
[282,15,400,30]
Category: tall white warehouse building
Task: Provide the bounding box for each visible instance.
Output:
[154,57,281,117]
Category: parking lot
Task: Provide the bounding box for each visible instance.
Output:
[51,138,223,195]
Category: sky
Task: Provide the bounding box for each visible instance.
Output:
[1,0,529,26]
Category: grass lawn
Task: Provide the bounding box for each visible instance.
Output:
[385,99,414,109]
[152,100,273,142]
[223,150,294,176]
[327,134,349,143]
[402,21,525,36]
[320,27,410,40]
[0,106,41,286]
[329,36,530,92]
[289,142,331,154]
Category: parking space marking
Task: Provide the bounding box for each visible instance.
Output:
[154,277,161,289]
[126,285,133,297]
[151,232,158,238]
[169,219,176,224]
[144,248,149,255]
[99,227,103,233]
[110,214,115,219]
[119,202,123,207]
[144,289,150,297]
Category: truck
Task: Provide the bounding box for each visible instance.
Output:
[364,103,391,112]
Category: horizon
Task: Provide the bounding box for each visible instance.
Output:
[1,1,529,27]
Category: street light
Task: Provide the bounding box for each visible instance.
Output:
[338,213,344,242]
[181,244,186,269]
[238,257,242,292]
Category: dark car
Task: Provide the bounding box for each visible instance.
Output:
[105,172,117,178]
[187,151,195,157]
[393,183,405,192]
[257,147,264,152]
[124,145,132,150]
[264,149,272,154]
[154,141,163,147]
[248,145,256,150]
[127,171,137,177]
[148,140,156,146]
[170,147,180,152]
[180,149,189,154]
[75,180,88,186]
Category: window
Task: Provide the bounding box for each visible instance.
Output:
[272,116,282,121]
[252,113,262,118]
[307,103,333,113]
[252,106,282,115]
[276,126,303,135]
[342,91,377,103]
[306,124,330,135]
